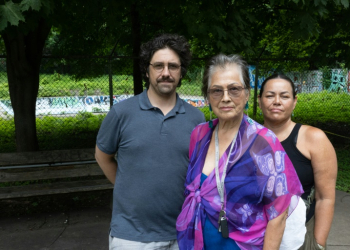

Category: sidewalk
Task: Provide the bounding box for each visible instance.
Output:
[327,190,350,250]
[0,190,349,250]
[0,207,111,250]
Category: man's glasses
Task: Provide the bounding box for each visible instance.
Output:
[149,63,181,73]
[208,86,246,99]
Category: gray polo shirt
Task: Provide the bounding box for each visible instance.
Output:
[96,90,205,242]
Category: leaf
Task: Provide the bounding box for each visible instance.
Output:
[314,0,328,6]
[0,7,8,30]
[0,1,25,28]
[317,5,328,16]
[41,0,54,15]
[20,0,42,12]
[340,0,349,8]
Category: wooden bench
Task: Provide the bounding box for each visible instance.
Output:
[0,148,113,199]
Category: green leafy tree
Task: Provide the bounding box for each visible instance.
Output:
[249,0,350,71]
[310,1,350,68]
[1,0,349,152]
[0,0,54,152]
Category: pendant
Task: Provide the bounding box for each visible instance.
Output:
[220,216,229,238]
[218,210,229,238]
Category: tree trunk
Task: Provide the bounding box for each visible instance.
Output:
[2,19,51,152]
[131,3,143,95]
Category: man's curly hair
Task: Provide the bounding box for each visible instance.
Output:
[140,34,191,89]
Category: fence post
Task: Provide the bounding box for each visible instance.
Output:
[253,61,259,120]
[109,58,113,109]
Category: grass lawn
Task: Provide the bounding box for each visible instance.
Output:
[336,146,350,193]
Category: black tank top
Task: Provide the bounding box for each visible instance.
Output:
[281,123,315,220]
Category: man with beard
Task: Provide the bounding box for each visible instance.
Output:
[95,34,205,250]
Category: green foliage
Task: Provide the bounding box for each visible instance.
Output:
[36,74,134,97]
[0,117,15,152]
[244,0,350,70]
[36,113,106,150]
[336,147,350,192]
[0,112,106,152]
[92,107,103,113]
[38,0,350,79]
[20,0,42,12]
[0,72,206,98]
[53,70,60,81]
[307,2,350,68]
[0,0,53,31]
[291,91,350,124]
[255,23,315,73]
[0,1,25,30]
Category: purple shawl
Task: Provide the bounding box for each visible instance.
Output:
[176,115,303,250]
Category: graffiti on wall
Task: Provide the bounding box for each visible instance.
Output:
[183,98,208,107]
[0,94,207,117]
[328,69,348,92]
[287,70,350,94]
[286,71,323,94]
[0,95,133,116]
[249,66,266,89]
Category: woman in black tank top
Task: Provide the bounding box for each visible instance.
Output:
[258,74,337,250]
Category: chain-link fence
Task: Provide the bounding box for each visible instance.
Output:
[251,67,350,144]
[0,56,349,152]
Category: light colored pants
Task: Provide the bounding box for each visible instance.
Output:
[109,235,179,250]
[280,197,307,250]
[298,215,327,250]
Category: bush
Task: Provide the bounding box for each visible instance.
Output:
[336,147,350,193]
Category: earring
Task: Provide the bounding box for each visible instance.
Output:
[209,104,213,128]
[292,111,294,117]
[259,111,262,115]
[245,101,249,117]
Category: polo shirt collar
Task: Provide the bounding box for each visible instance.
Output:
[139,89,185,114]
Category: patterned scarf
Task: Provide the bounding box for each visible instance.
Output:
[176,115,303,250]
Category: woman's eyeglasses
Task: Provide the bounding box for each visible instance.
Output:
[149,63,181,73]
[208,86,246,99]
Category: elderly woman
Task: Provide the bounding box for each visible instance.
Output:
[258,74,337,250]
[176,54,304,250]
